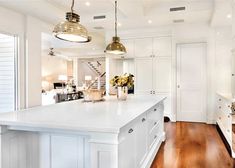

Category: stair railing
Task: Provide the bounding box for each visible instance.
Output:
[87,72,106,90]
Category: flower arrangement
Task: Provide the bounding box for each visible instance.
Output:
[110,73,134,88]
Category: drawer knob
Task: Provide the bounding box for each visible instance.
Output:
[228,115,230,118]
[154,109,157,112]
[154,122,157,126]
[227,129,230,132]
[219,99,222,101]
[219,106,221,109]
[228,105,231,108]
[142,118,146,122]
[128,128,134,134]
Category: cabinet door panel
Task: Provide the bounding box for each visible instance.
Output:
[153,58,171,92]
[51,135,78,168]
[135,114,148,167]
[135,38,153,57]
[122,39,134,58]
[118,126,136,168]
[153,37,172,57]
[135,58,153,94]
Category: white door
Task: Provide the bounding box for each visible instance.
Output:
[177,43,206,122]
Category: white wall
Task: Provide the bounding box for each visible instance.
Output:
[0,6,26,109]
[41,55,68,90]
[173,23,217,123]
[26,16,42,107]
[0,7,54,108]
[214,27,232,94]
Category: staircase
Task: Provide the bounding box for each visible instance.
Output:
[90,73,106,90]
[85,61,106,90]
[87,61,102,76]
[89,72,106,90]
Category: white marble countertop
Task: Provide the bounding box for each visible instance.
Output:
[0,95,166,133]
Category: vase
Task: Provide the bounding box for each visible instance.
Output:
[117,86,128,101]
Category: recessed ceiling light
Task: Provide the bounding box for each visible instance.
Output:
[227,14,232,19]
[85,2,90,6]
[92,48,96,50]
[148,20,152,24]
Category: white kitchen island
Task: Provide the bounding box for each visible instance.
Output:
[0,95,166,168]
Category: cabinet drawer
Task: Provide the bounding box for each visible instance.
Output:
[217,98,231,114]
[148,123,160,149]
[218,109,232,135]
[147,103,163,132]
[148,119,160,134]
[119,120,137,143]
[119,113,147,143]
[147,103,163,120]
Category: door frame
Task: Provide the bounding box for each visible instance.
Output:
[175,42,207,123]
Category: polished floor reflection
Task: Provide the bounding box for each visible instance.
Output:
[151,122,235,168]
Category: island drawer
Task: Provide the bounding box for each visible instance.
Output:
[119,120,137,143]
[148,122,160,149]
[118,113,147,143]
[147,103,163,120]
[148,119,160,134]
[217,97,231,115]
[147,102,163,132]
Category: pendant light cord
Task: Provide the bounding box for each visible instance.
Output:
[71,0,75,13]
[115,1,117,37]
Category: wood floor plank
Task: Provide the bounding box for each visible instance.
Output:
[151,122,235,168]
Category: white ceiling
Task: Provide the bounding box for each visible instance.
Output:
[41,32,106,58]
[0,0,232,57]
[211,0,232,27]
[0,0,216,30]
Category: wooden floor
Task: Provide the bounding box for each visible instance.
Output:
[151,122,235,168]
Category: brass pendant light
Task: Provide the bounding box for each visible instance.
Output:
[53,0,91,43]
[105,1,126,55]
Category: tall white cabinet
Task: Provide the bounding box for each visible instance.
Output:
[134,37,172,95]
[123,36,172,119]
[107,36,173,120]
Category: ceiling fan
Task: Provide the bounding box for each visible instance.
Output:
[48,48,72,61]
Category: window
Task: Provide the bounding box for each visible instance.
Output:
[0,33,18,113]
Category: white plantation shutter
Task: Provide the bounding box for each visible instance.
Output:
[0,34,17,113]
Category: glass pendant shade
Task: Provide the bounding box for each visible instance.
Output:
[105,37,126,55]
[53,10,91,43]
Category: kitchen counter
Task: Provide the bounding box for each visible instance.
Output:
[0,95,166,168]
[0,95,166,133]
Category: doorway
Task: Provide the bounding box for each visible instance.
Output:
[176,43,207,122]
